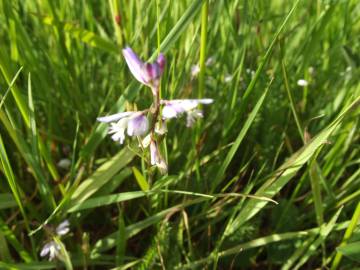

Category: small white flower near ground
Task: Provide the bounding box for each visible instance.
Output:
[224,74,233,83]
[57,159,71,170]
[297,79,309,87]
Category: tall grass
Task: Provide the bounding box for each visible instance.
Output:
[0,0,359,269]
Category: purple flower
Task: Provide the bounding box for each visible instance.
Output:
[161,99,213,126]
[122,47,165,91]
[40,220,70,261]
[40,241,61,261]
[55,220,70,236]
[97,112,149,144]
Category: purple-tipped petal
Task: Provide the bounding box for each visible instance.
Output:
[122,47,166,88]
[97,112,134,123]
[127,114,149,136]
[145,63,160,81]
[122,47,149,85]
[156,54,166,74]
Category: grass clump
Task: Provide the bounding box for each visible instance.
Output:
[0,0,359,269]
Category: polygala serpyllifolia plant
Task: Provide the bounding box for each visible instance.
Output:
[97,47,213,174]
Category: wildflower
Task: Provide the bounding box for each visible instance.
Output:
[40,241,61,261]
[55,220,70,236]
[161,99,213,126]
[122,47,165,92]
[40,220,70,261]
[150,140,167,174]
[57,159,71,170]
[297,79,308,87]
[97,112,149,144]
[224,74,233,83]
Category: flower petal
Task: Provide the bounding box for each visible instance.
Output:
[127,114,149,136]
[40,242,51,257]
[97,112,133,123]
[56,220,70,236]
[109,120,127,144]
[150,140,158,166]
[157,54,166,72]
[122,47,149,85]
[162,105,178,119]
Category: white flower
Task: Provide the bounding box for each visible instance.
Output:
[40,241,61,261]
[40,220,70,261]
[161,99,213,126]
[224,74,233,83]
[108,119,128,144]
[55,220,70,236]
[97,112,149,144]
[57,159,71,170]
[297,79,308,87]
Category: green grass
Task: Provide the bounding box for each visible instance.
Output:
[0,0,360,269]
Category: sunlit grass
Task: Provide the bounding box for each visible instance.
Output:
[0,0,359,269]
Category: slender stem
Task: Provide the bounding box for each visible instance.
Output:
[150,88,160,138]
[198,0,208,99]
[109,0,123,47]
[156,0,161,54]
[194,0,209,183]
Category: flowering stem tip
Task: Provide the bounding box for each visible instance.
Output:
[98,46,214,174]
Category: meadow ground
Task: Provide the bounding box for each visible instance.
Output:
[0,0,359,269]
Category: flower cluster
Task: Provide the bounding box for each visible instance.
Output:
[98,47,213,173]
[40,220,70,261]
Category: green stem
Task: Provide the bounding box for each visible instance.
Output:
[109,0,123,47]
[194,0,208,184]
[198,0,208,99]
